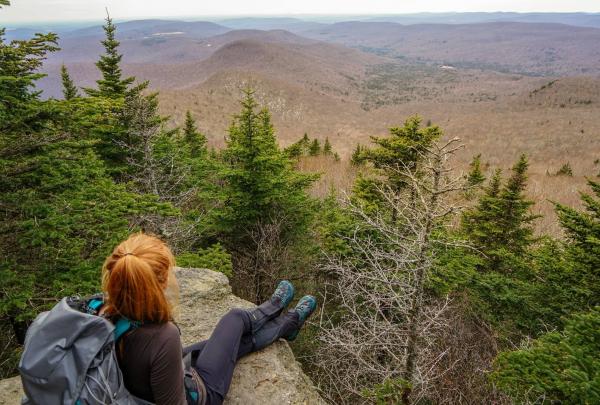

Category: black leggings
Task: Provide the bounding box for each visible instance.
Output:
[183,308,299,405]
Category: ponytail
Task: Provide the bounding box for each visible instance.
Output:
[102,233,176,323]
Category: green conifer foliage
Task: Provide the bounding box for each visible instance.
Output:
[0,28,58,130]
[218,88,318,300]
[84,14,135,98]
[492,307,600,403]
[0,22,171,376]
[323,137,333,155]
[220,88,316,230]
[555,179,600,306]
[283,133,312,158]
[183,110,207,157]
[283,142,303,158]
[309,138,321,156]
[466,154,486,188]
[60,64,78,100]
[462,156,538,272]
[364,115,441,191]
[81,16,152,175]
[350,144,367,165]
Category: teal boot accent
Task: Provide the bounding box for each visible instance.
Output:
[285,295,317,341]
[271,280,295,308]
[248,280,295,333]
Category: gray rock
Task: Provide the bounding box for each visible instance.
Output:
[0,268,324,405]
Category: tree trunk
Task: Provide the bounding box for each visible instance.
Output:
[402,156,442,403]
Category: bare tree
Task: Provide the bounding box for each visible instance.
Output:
[314,138,469,404]
[230,211,307,303]
[116,92,211,252]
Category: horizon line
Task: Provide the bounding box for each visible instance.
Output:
[4,10,600,27]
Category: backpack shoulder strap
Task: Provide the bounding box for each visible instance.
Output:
[114,318,133,341]
[113,317,142,341]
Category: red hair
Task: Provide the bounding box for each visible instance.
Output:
[102,233,176,323]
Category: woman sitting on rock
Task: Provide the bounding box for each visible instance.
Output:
[102,233,317,405]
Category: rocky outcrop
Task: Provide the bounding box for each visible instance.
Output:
[0,268,324,405]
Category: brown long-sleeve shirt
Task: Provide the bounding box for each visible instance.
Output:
[118,322,187,405]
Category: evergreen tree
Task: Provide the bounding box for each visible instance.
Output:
[309,138,321,156]
[60,64,78,100]
[466,154,485,188]
[462,156,538,272]
[84,14,136,98]
[284,133,312,158]
[283,141,303,158]
[218,88,318,301]
[0,1,9,8]
[350,144,367,165]
[0,28,58,130]
[364,115,441,191]
[183,110,207,157]
[555,179,600,307]
[498,155,538,256]
[0,19,172,375]
[81,15,150,174]
[323,137,333,155]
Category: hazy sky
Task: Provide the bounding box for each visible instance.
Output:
[2,0,599,23]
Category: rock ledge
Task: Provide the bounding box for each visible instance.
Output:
[0,268,324,405]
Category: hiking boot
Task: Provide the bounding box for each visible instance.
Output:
[270,280,295,308]
[284,295,317,341]
[247,280,295,333]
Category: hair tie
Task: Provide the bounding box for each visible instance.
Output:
[124,252,135,256]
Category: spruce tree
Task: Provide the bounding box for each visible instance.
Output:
[183,110,207,157]
[218,88,317,301]
[84,14,136,98]
[351,144,366,165]
[60,64,78,100]
[309,138,321,156]
[462,155,538,272]
[555,179,600,306]
[498,155,537,254]
[0,28,58,130]
[323,137,333,155]
[466,154,486,188]
[0,21,171,375]
[81,14,151,174]
[283,141,303,158]
[364,115,441,191]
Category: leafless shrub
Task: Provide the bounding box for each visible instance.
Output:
[427,295,511,404]
[230,212,299,303]
[313,138,477,404]
[116,92,205,251]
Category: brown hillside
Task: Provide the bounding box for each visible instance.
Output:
[522,77,600,107]
[302,21,600,76]
[33,23,600,234]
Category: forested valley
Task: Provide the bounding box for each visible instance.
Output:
[1,6,599,404]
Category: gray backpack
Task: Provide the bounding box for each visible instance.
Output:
[19,294,206,405]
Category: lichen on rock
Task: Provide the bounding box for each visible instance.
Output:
[0,267,324,405]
